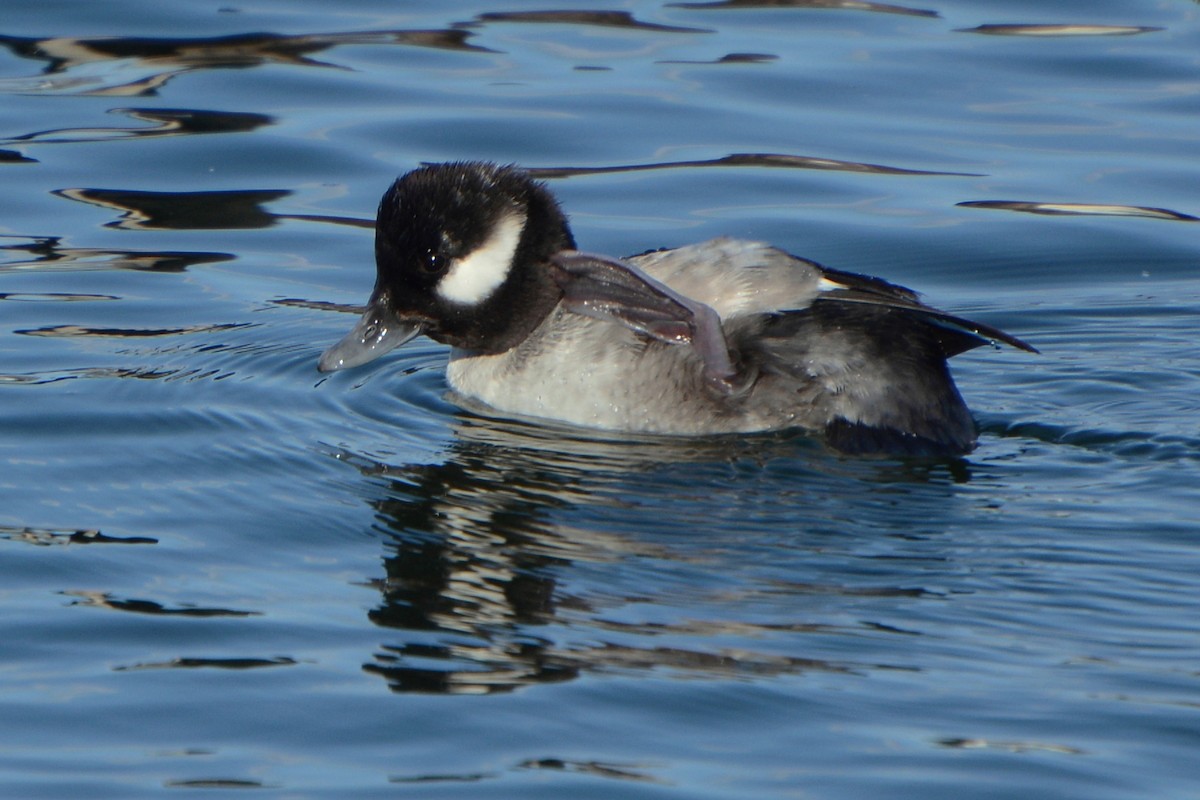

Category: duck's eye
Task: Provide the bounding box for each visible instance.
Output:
[419,251,444,275]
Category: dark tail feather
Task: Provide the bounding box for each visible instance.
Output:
[809,263,1038,356]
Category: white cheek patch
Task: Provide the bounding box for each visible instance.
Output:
[435,212,525,305]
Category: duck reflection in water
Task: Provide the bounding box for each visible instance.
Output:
[345,416,957,695]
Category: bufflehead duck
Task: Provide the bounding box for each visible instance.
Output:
[319,161,1035,455]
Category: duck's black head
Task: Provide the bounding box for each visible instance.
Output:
[319,162,575,372]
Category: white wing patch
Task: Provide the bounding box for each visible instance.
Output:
[436,212,525,305]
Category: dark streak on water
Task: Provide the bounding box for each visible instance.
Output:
[526,151,983,178]
[669,0,941,18]
[958,23,1164,37]
[958,199,1199,222]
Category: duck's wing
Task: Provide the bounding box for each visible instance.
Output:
[627,240,1036,356]
[812,264,1039,356]
[549,250,741,392]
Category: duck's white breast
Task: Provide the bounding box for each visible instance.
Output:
[445,310,688,432]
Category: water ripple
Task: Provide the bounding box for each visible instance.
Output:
[16,322,251,338]
[529,152,983,179]
[0,525,158,546]
[0,235,233,273]
[2,107,273,148]
[0,29,491,96]
[114,656,298,671]
[958,24,1163,37]
[467,10,710,34]
[671,0,937,16]
[959,200,1197,222]
[61,591,260,617]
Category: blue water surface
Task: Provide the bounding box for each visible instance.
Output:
[2,0,1199,797]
